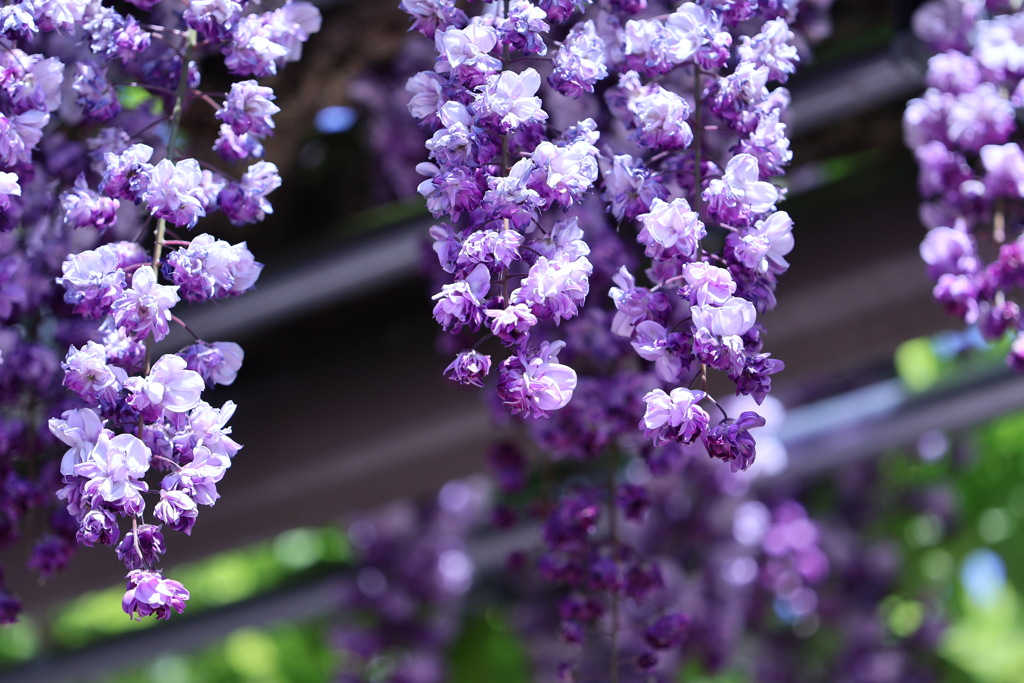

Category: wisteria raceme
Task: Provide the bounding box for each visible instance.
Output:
[399,0,824,675]
[905,1,1024,368]
[0,0,319,621]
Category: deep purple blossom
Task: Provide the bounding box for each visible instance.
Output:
[116,524,166,570]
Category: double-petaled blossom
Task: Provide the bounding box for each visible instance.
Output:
[163,234,263,301]
[122,570,189,620]
[73,431,151,515]
[637,197,705,261]
[728,210,794,275]
[432,262,490,333]
[49,407,106,477]
[58,245,125,319]
[62,341,128,406]
[475,68,547,132]
[444,349,492,387]
[550,20,606,97]
[125,354,205,420]
[703,153,779,226]
[640,387,709,445]
[110,267,180,342]
[141,160,207,228]
[497,340,577,418]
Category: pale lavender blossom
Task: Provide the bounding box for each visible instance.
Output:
[400,0,468,37]
[124,354,205,419]
[485,303,537,345]
[184,0,243,42]
[980,143,1024,198]
[58,244,126,318]
[945,83,1015,152]
[0,110,48,167]
[703,154,779,226]
[61,178,119,232]
[728,211,794,275]
[435,21,502,82]
[600,154,666,221]
[406,71,447,122]
[631,320,688,382]
[74,432,151,513]
[110,267,180,342]
[162,444,230,506]
[627,84,693,150]
[100,143,153,201]
[736,18,799,82]
[163,234,263,301]
[640,387,709,445]
[497,340,578,417]
[512,252,592,323]
[49,407,106,477]
[457,226,523,273]
[498,0,548,55]
[143,159,210,229]
[62,341,127,406]
[530,138,599,208]
[179,342,244,386]
[178,401,242,461]
[217,161,281,225]
[0,172,20,212]
[218,80,280,136]
[691,296,757,338]
[608,265,670,337]
[550,20,607,97]
[475,68,547,132]
[77,509,119,547]
[636,197,705,261]
[681,262,736,306]
[920,223,978,279]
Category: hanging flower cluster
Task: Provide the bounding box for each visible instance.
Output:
[400,0,828,676]
[905,0,1024,366]
[0,0,319,622]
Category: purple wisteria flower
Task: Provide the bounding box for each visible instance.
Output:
[142,159,213,229]
[498,340,578,418]
[444,349,492,387]
[122,570,189,620]
[124,354,205,420]
[640,387,709,445]
[73,431,151,515]
[110,267,180,342]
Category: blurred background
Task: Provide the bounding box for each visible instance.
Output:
[5,0,1024,681]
